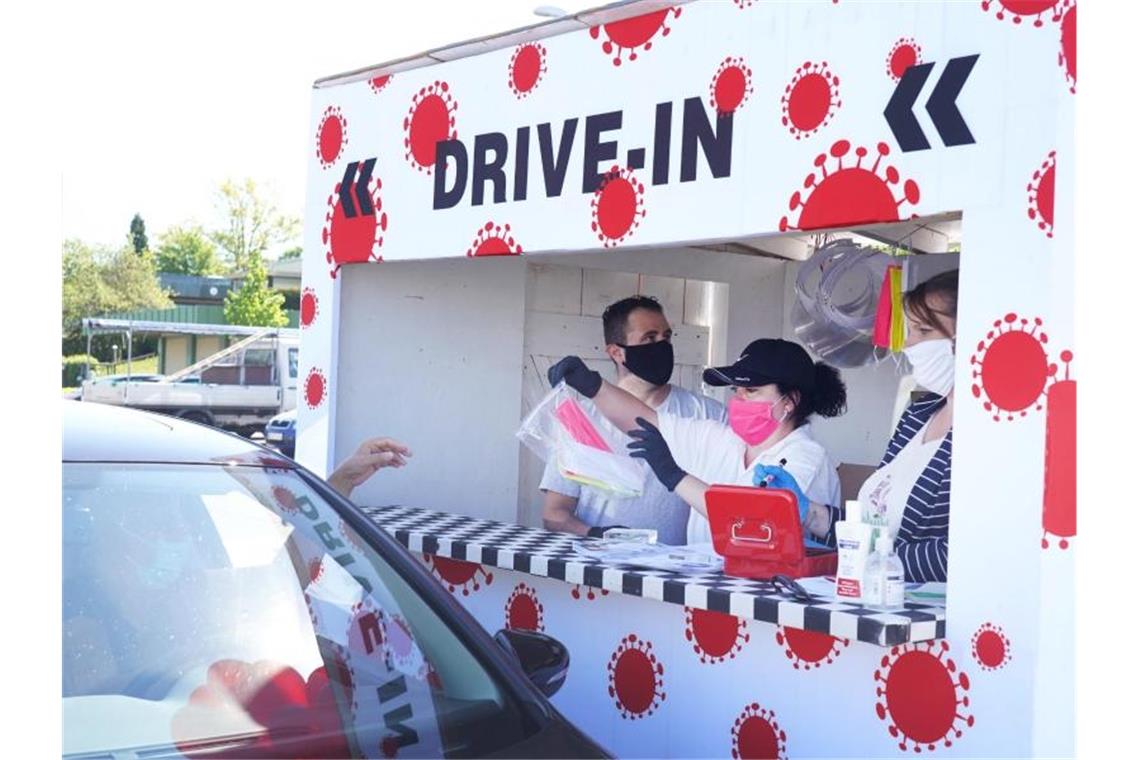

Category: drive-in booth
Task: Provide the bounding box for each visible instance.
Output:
[297,0,1075,756]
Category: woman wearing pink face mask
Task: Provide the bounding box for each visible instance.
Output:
[547,338,847,545]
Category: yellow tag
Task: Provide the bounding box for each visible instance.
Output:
[889,265,906,352]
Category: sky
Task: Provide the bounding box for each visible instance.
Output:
[60,0,590,250]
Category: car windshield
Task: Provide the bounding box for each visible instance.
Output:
[63,463,534,759]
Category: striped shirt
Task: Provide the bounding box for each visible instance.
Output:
[823,394,951,582]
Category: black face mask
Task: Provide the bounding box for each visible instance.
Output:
[617,340,675,387]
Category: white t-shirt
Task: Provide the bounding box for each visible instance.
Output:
[656,414,842,545]
[858,419,945,540]
[540,385,726,546]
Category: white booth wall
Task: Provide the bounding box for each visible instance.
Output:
[334,243,956,527]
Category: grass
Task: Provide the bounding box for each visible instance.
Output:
[89,354,159,377]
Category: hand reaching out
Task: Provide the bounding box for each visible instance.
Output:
[327,437,413,499]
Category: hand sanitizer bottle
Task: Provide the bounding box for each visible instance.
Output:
[867,533,905,612]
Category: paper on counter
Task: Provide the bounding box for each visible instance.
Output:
[572,539,723,574]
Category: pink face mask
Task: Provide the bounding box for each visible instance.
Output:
[728,396,788,446]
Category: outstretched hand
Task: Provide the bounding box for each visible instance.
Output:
[327,437,413,499]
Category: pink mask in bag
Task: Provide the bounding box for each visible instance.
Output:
[728,396,788,446]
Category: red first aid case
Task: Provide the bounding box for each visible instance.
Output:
[705,484,838,579]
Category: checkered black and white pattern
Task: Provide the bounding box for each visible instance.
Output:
[359,505,946,647]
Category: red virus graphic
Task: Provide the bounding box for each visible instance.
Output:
[347,599,387,665]
[322,176,386,278]
[1058,2,1076,93]
[970,313,1053,421]
[684,607,750,664]
[171,660,351,759]
[589,7,682,66]
[300,287,319,329]
[467,221,523,257]
[780,61,841,139]
[307,557,325,585]
[316,106,347,169]
[731,703,787,760]
[971,623,1012,670]
[338,519,367,553]
[505,583,545,631]
[424,554,493,595]
[509,43,547,98]
[271,485,299,514]
[980,0,1062,26]
[875,640,974,752]
[1027,150,1056,238]
[887,38,923,82]
[570,584,610,600]
[403,81,458,173]
[607,634,666,719]
[779,140,921,232]
[369,74,392,94]
[386,614,428,680]
[304,368,327,409]
[709,56,753,117]
[591,165,646,247]
[775,626,850,670]
[1043,350,1076,549]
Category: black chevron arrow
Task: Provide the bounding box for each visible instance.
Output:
[884,62,934,152]
[338,158,377,218]
[926,55,979,147]
[884,55,979,152]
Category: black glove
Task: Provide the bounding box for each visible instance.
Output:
[547,356,602,398]
[587,524,630,539]
[626,417,686,492]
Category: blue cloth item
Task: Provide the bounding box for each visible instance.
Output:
[750,464,828,548]
[821,394,952,583]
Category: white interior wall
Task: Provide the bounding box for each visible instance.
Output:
[335,258,528,522]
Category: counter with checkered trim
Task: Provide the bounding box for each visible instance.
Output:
[360,505,945,647]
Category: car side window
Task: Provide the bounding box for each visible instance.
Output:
[63,463,535,759]
[288,347,299,379]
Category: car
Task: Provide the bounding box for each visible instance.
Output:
[66,373,166,400]
[63,402,608,759]
[91,372,166,385]
[264,408,296,457]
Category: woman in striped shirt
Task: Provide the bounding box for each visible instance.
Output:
[758,270,959,582]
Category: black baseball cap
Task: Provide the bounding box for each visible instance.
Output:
[703,338,815,390]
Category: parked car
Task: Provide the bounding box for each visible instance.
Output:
[92,372,165,385]
[63,402,607,759]
[264,408,296,457]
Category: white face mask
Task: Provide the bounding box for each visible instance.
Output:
[903,338,955,396]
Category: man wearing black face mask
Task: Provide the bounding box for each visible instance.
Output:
[540,296,726,544]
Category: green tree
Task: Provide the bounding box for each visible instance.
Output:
[129,213,149,253]
[62,239,172,355]
[212,179,300,273]
[280,245,303,260]
[223,250,288,327]
[155,224,223,275]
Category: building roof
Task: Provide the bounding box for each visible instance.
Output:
[158,273,232,301]
[312,0,672,89]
